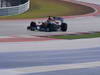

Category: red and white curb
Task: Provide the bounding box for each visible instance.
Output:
[0,31,99,42]
[60,0,100,21]
[0,35,56,42]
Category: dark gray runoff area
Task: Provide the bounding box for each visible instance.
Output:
[0,47,100,69]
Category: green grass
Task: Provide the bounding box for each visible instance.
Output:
[0,0,94,19]
[48,33,100,39]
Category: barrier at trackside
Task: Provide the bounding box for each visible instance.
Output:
[0,0,30,16]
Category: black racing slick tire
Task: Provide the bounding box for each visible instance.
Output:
[61,23,67,32]
[28,21,37,31]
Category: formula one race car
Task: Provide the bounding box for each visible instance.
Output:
[27,16,68,32]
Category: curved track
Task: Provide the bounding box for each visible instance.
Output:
[0,0,100,75]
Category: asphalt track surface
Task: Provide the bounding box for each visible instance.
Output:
[0,46,100,75]
[0,0,100,75]
[0,47,100,69]
[0,16,100,36]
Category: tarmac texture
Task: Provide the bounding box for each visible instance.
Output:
[0,0,100,75]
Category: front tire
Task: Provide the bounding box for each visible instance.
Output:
[61,23,67,32]
[29,21,37,31]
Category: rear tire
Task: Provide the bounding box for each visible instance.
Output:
[61,23,67,32]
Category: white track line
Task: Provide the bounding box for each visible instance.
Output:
[0,35,40,38]
[0,36,14,38]
[15,61,100,73]
[0,61,100,75]
[0,38,100,52]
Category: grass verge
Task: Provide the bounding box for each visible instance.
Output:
[0,0,95,19]
[48,33,100,39]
